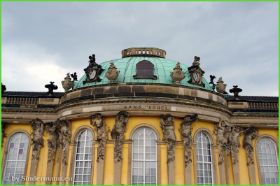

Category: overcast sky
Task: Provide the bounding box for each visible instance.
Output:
[2,2,278,96]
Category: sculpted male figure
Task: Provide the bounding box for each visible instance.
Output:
[91,113,108,162]
[180,114,197,166]
[30,118,44,160]
[160,114,176,163]
[111,111,129,162]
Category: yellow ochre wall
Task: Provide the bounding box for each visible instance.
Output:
[2,117,278,185]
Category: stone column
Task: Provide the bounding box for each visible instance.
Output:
[111,111,129,184]
[243,127,257,184]
[126,140,133,184]
[231,152,240,184]
[217,149,227,184]
[179,114,197,184]
[45,122,59,184]
[160,114,176,184]
[90,113,108,184]
[29,118,44,184]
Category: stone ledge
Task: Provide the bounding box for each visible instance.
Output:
[61,84,227,106]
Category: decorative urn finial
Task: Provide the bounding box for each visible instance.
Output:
[230,85,242,99]
[61,73,74,92]
[171,62,185,84]
[2,83,6,94]
[105,63,119,82]
[45,81,58,96]
[216,77,227,94]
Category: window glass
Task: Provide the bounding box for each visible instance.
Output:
[196,131,213,184]
[134,60,157,79]
[73,129,93,185]
[257,137,278,184]
[132,127,157,184]
[3,133,29,184]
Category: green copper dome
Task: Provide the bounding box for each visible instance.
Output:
[74,48,213,91]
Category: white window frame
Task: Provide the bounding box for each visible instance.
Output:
[257,137,278,184]
[131,127,157,185]
[195,131,214,185]
[3,132,29,184]
[73,129,93,185]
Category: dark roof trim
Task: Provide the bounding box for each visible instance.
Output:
[2,91,64,98]
[225,95,278,102]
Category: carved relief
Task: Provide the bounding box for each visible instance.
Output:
[91,113,109,162]
[180,114,197,167]
[188,56,205,87]
[45,122,59,163]
[243,127,257,165]
[83,54,104,84]
[105,63,119,82]
[30,118,44,160]
[160,114,176,163]
[57,120,71,165]
[170,62,185,84]
[111,111,129,162]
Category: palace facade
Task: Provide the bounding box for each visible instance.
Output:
[1,47,278,185]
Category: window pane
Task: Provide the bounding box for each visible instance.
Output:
[132,127,157,184]
[257,138,278,184]
[135,60,156,79]
[3,133,29,184]
[73,129,93,184]
[195,132,213,184]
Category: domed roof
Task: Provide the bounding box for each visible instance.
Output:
[74,47,213,91]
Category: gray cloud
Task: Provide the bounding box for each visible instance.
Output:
[2,2,278,96]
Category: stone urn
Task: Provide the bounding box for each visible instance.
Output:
[61,73,74,92]
[105,63,119,82]
[216,77,227,94]
[170,62,185,84]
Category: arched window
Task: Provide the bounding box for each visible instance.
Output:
[3,132,29,184]
[73,129,93,185]
[195,131,214,184]
[133,60,157,79]
[132,127,157,184]
[257,137,278,184]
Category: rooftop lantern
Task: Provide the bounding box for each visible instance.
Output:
[122,47,166,58]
